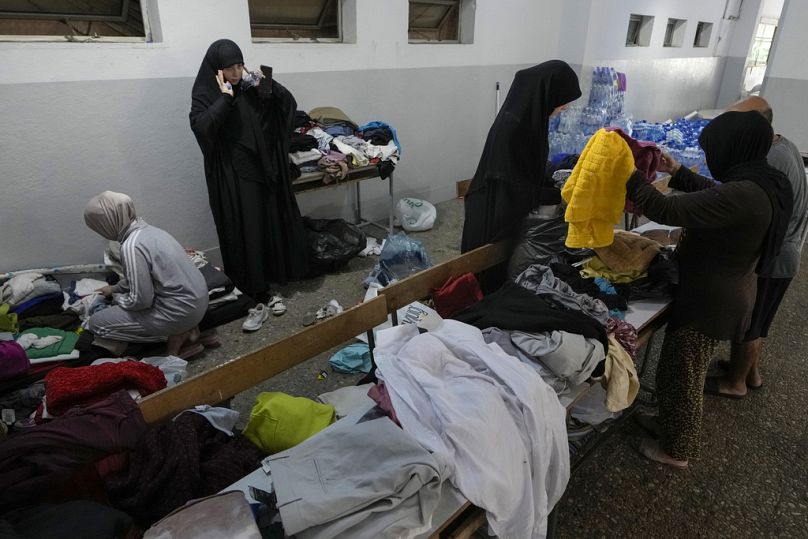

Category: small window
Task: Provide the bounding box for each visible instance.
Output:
[409,0,461,43]
[0,0,148,41]
[693,21,713,48]
[625,14,654,47]
[249,0,340,42]
[663,18,686,47]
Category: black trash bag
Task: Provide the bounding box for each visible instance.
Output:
[303,217,367,276]
[508,213,592,279]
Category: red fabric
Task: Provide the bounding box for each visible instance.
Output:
[432,273,484,318]
[367,382,400,426]
[45,362,166,415]
[607,127,662,215]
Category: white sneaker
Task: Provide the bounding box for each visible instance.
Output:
[242,303,270,332]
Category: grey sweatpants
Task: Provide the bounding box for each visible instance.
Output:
[269,417,444,539]
[88,301,205,347]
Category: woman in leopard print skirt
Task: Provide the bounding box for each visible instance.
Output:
[624,111,793,468]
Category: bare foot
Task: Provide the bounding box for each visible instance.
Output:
[638,438,688,469]
[747,366,763,389]
[717,377,748,398]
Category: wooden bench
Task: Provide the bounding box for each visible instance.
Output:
[139,240,671,538]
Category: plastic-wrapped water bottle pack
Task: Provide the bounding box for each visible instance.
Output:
[550,66,630,158]
[633,117,712,176]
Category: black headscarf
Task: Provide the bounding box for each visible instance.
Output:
[191,39,244,115]
[190,39,288,188]
[699,110,793,273]
[471,60,581,194]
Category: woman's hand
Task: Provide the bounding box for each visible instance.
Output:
[658,150,681,175]
[216,70,234,96]
[96,285,114,297]
[242,67,264,88]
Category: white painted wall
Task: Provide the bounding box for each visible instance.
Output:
[761,0,808,150]
[568,0,732,121]
[0,0,754,271]
[0,0,565,272]
[0,0,564,85]
[764,0,808,80]
[581,0,727,62]
[759,0,785,21]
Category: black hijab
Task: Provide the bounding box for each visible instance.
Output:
[190,39,294,188]
[699,110,793,273]
[191,39,244,115]
[471,60,581,194]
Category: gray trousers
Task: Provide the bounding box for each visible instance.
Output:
[269,417,444,539]
[88,302,205,352]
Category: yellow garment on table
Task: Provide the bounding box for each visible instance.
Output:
[594,229,661,273]
[562,129,635,248]
[244,392,335,454]
[600,334,639,412]
[0,304,18,334]
[580,256,646,283]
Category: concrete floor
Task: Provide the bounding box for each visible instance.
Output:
[186,197,808,538]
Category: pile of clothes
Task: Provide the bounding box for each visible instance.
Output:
[0,258,249,429]
[0,386,373,536]
[0,390,266,533]
[290,107,400,183]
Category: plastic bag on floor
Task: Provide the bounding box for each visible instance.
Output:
[304,217,367,276]
[394,197,437,232]
[363,233,432,288]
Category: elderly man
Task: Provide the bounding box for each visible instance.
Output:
[706,96,808,398]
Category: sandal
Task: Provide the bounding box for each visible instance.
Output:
[197,329,220,348]
[267,295,287,316]
[177,342,205,360]
[637,438,688,469]
[302,300,343,327]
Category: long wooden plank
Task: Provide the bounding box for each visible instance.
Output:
[382,242,510,311]
[139,296,389,424]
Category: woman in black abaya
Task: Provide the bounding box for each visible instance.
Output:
[461,60,581,291]
[190,39,308,304]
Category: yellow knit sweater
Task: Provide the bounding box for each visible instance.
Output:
[562,129,635,248]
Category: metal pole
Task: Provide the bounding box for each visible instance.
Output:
[388,171,395,237]
[354,181,362,225]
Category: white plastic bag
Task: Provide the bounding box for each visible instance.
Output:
[395,197,437,232]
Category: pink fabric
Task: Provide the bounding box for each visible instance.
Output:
[607,317,638,361]
[607,128,662,215]
[367,383,400,426]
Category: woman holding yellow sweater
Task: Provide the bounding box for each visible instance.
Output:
[625,111,792,468]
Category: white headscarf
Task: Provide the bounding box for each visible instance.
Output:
[84,191,137,241]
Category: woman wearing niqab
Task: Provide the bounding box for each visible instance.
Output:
[460,60,582,291]
[190,39,308,303]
